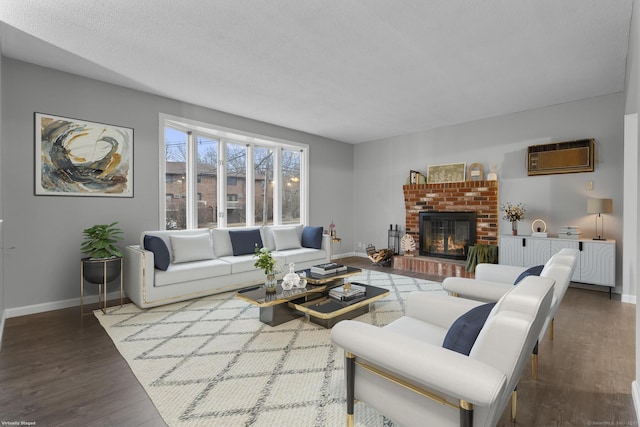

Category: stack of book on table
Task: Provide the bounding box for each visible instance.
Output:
[558,226,582,239]
[310,262,348,275]
[329,283,366,302]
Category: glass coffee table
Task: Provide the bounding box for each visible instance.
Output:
[236,267,389,328]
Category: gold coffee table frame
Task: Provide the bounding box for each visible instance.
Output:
[236,267,370,327]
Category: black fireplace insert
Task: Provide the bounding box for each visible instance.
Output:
[418,211,476,260]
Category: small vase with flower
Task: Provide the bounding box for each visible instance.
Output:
[254,245,282,293]
[500,202,526,236]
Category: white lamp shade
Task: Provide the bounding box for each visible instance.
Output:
[587,198,613,214]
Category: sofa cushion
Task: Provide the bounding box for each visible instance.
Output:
[154,259,232,287]
[170,233,215,263]
[143,235,171,271]
[301,226,323,249]
[219,254,261,274]
[272,227,302,251]
[274,247,328,265]
[442,302,496,356]
[514,265,544,285]
[229,229,264,256]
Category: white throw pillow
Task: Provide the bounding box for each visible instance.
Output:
[170,233,215,263]
[211,228,233,257]
[272,227,302,251]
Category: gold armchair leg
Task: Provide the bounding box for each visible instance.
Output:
[346,352,356,426]
[511,389,517,422]
[460,400,473,427]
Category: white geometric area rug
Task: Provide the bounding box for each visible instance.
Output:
[95,269,444,427]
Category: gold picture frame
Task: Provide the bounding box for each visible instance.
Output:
[427,162,466,184]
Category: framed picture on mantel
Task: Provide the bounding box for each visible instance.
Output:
[427,162,466,184]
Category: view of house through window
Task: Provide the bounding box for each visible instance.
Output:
[162,116,308,230]
[282,149,301,224]
[254,147,274,225]
[164,128,188,230]
[226,143,247,226]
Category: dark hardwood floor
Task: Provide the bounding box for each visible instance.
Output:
[0,256,635,426]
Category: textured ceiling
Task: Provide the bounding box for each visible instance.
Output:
[0,1,633,143]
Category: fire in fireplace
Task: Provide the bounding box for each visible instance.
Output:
[418,211,476,260]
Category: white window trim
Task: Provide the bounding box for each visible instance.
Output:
[159,113,309,229]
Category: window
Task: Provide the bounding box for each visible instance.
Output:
[254,146,274,225]
[164,127,188,229]
[282,149,301,224]
[161,115,308,230]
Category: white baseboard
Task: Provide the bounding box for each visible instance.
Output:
[331,252,356,260]
[632,381,640,425]
[622,294,637,304]
[4,291,123,319]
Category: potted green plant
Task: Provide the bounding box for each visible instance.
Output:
[254,245,281,292]
[81,222,124,285]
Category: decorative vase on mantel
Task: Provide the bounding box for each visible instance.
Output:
[264,273,277,293]
[511,221,518,236]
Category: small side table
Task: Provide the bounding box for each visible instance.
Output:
[330,236,342,260]
[80,257,123,318]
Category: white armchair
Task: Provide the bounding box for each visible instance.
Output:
[442,248,579,377]
[331,276,554,427]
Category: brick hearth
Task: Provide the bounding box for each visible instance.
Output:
[395,180,499,277]
[393,255,474,278]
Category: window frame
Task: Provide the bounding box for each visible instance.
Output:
[159,113,309,229]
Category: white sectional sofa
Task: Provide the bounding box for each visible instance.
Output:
[124,224,330,308]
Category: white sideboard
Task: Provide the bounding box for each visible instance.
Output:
[499,235,616,291]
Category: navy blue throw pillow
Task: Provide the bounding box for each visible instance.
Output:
[144,235,171,271]
[301,226,323,249]
[513,265,544,285]
[229,229,263,256]
[442,302,496,356]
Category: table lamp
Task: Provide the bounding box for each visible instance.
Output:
[587,198,613,240]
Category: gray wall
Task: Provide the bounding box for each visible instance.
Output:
[626,0,639,115]
[354,93,625,293]
[0,58,354,312]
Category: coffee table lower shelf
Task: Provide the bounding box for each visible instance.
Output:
[289,286,389,328]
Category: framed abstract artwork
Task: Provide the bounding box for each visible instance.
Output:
[427,162,466,184]
[35,113,134,197]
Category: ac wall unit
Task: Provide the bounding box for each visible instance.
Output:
[527,139,594,176]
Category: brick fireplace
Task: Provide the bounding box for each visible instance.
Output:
[395,180,498,277]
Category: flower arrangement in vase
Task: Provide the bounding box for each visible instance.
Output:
[500,202,526,235]
[254,245,282,292]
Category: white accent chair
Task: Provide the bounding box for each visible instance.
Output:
[331,276,554,427]
[442,248,579,377]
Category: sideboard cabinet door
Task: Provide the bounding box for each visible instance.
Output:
[498,236,524,266]
[579,241,615,286]
[550,240,580,282]
[499,236,550,267]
